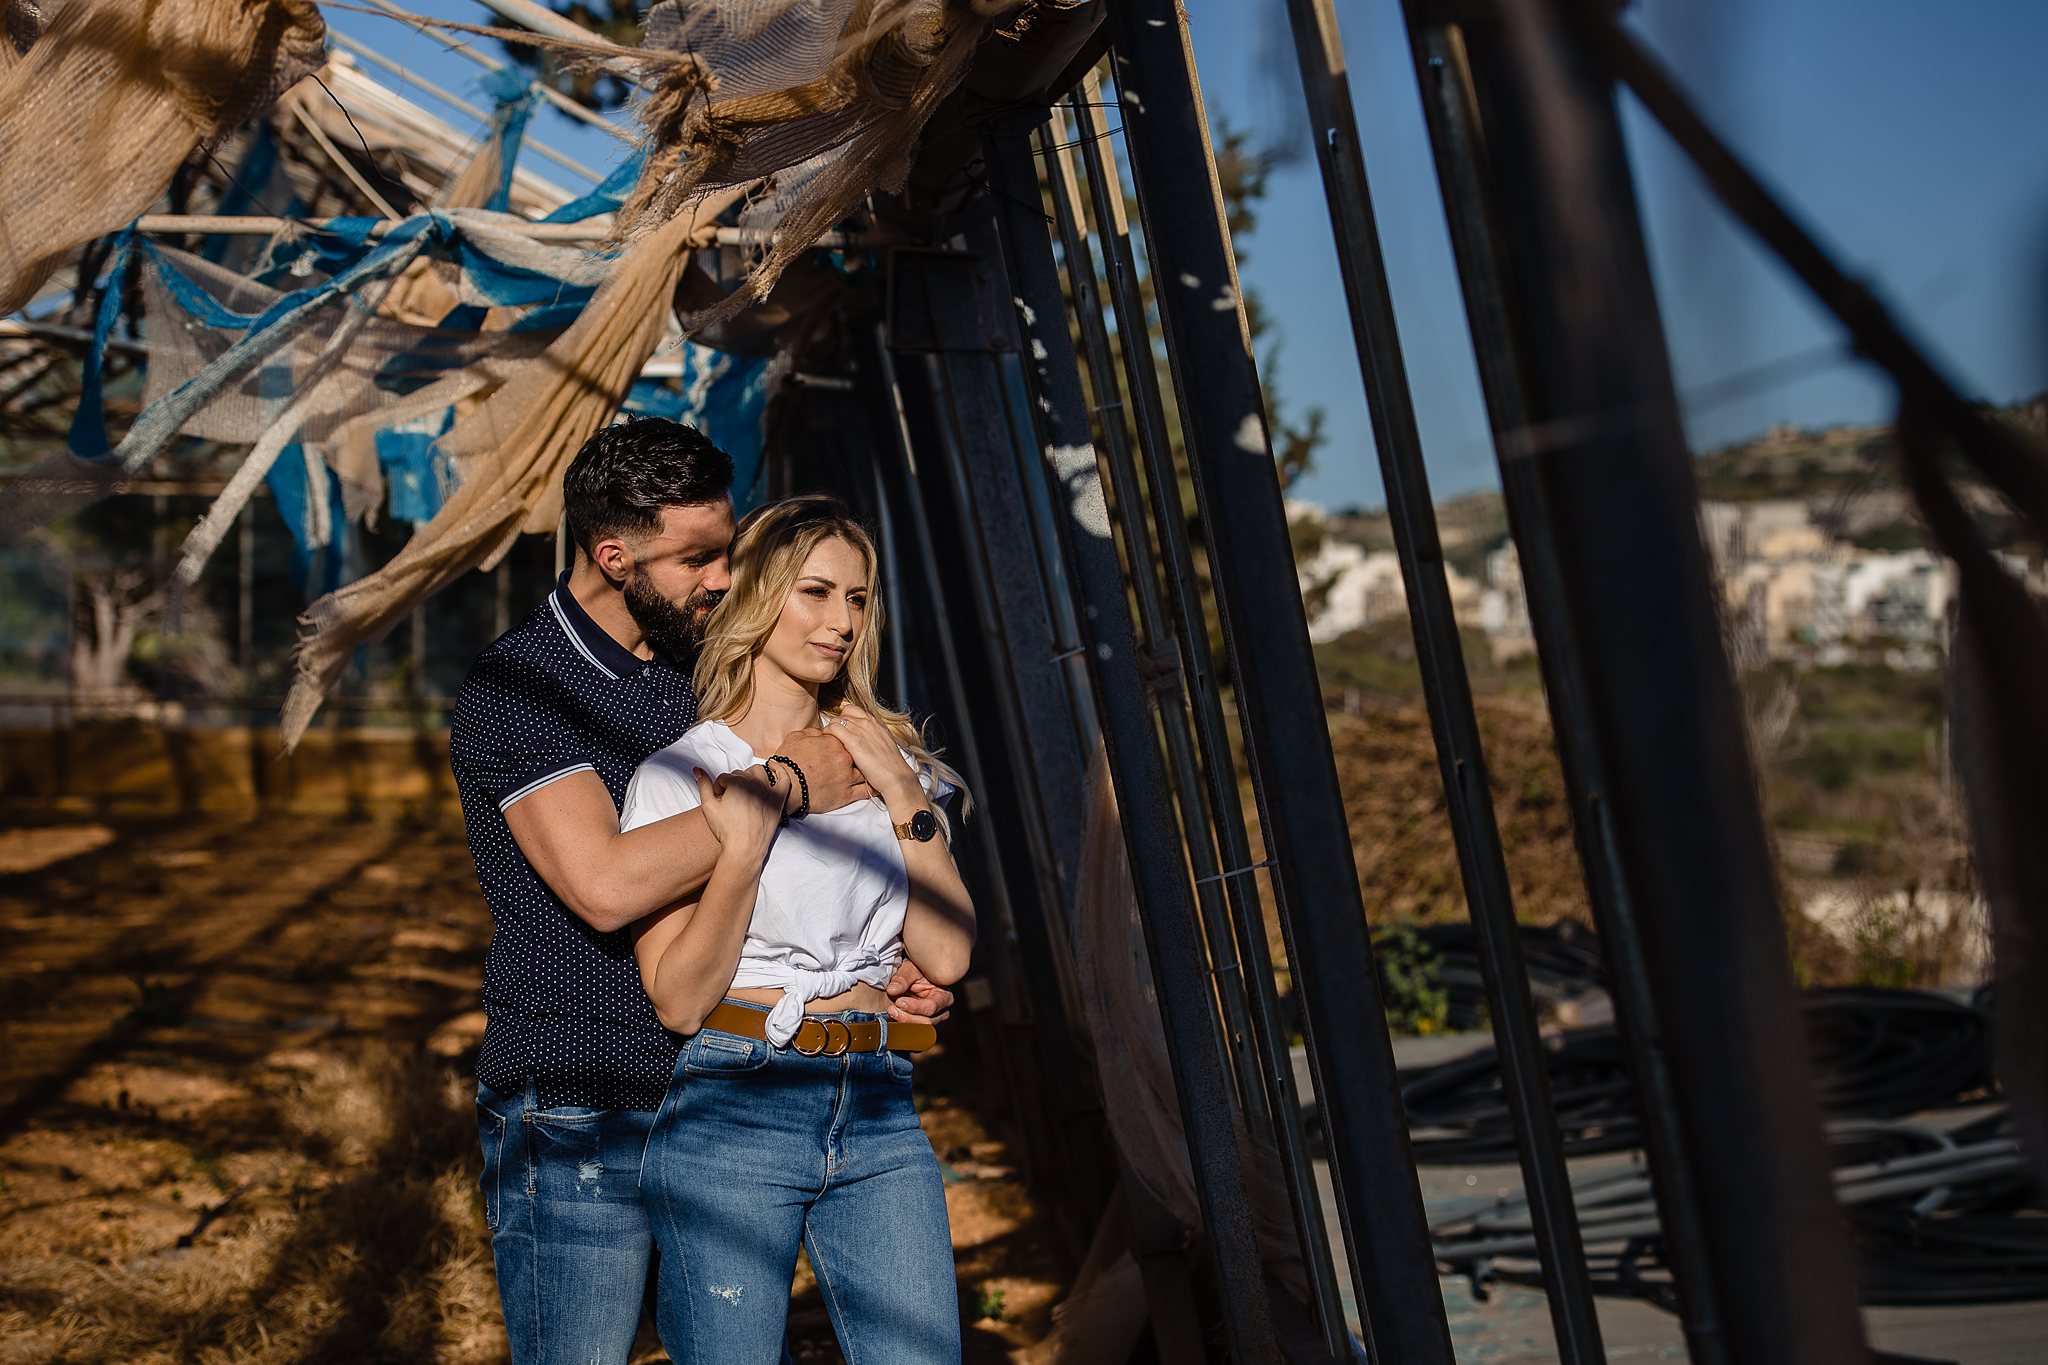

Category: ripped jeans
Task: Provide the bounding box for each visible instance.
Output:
[642,1003,960,1365]
[475,1079,655,1365]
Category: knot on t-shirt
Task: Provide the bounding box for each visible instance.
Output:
[762,946,899,1046]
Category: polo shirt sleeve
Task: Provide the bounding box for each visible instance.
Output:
[620,743,705,834]
[450,650,595,812]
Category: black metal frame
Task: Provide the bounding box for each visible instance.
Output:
[1047,87,1353,1359]
[984,117,1282,1364]
[1276,2,1604,1358]
[806,0,2039,1358]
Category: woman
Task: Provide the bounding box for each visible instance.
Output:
[618,494,974,1364]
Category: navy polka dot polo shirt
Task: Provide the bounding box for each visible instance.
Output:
[449,570,696,1111]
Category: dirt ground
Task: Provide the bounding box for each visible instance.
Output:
[0,814,1071,1364]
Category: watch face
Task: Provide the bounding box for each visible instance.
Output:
[909,809,939,842]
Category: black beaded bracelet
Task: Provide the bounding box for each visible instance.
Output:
[766,754,810,823]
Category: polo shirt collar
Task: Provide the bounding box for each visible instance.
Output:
[548,570,661,679]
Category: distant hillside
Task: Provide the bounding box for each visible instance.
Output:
[1326,491,1510,581]
[1321,396,2046,561]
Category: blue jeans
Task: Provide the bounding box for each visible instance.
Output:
[643,1005,960,1365]
[475,1080,655,1365]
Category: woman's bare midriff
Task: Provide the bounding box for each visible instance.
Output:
[726,983,891,1015]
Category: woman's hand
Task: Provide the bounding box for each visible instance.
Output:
[826,706,921,806]
[694,765,782,852]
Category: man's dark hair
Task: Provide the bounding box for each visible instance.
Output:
[562,416,734,556]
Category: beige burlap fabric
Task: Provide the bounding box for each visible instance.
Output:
[270,2,1026,741]
[630,0,1014,332]
[0,0,327,316]
[2,2,1030,739]
[279,187,747,747]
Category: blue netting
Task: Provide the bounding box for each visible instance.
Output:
[674,343,772,513]
[264,442,350,593]
[376,407,457,524]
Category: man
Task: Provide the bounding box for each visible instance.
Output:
[448,417,953,1364]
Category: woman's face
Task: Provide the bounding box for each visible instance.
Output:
[760,535,869,687]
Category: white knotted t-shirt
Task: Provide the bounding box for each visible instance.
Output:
[618,717,952,1046]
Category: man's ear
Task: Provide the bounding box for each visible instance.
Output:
[590,535,635,585]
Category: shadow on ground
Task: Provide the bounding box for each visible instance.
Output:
[0,814,1068,1364]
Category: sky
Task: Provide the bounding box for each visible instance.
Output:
[1183,0,2048,511]
[317,2,2048,513]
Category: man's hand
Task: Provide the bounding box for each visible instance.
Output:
[776,726,872,813]
[886,958,955,1024]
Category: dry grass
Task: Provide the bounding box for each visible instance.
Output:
[0,814,504,1364]
[0,814,1068,1364]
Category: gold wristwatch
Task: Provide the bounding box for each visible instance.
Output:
[892,808,939,842]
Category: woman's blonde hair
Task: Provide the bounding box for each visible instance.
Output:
[694,495,970,824]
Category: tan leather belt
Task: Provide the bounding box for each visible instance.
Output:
[702,1000,936,1056]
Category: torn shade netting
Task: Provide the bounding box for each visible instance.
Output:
[0,0,328,315]
[274,0,1024,740]
[11,0,1037,742]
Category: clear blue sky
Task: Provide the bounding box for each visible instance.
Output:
[1186,0,2048,511]
[321,2,2048,513]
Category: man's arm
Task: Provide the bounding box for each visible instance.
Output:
[503,728,873,935]
[505,771,722,934]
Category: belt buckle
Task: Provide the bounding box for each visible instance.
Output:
[790,1017,853,1057]
[791,1019,829,1056]
[819,1019,852,1056]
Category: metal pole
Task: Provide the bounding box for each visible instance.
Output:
[1277,4,1603,1359]
[865,311,1104,1144]
[870,459,911,699]
[494,558,511,637]
[1397,17,1732,1355]
[237,501,254,687]
[1421,4,1868,1360]
[986,124,1279,1365]
[865,330,1030,959]
[1046,106,1351,1358]
[1107,8,1455,1360]
[875,285,1194,1343]
[1037,119,1267,1128]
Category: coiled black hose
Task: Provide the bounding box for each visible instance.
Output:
[1388,987,1994,1164]
[1401,989,2042,1307]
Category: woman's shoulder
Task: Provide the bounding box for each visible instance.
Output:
[620,722,751,829]
[670,719,752,765]
[633,719,741,775]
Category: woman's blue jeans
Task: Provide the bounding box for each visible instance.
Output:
[643,1005,961,1365]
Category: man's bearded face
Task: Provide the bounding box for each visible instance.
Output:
[623,565,723,661]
